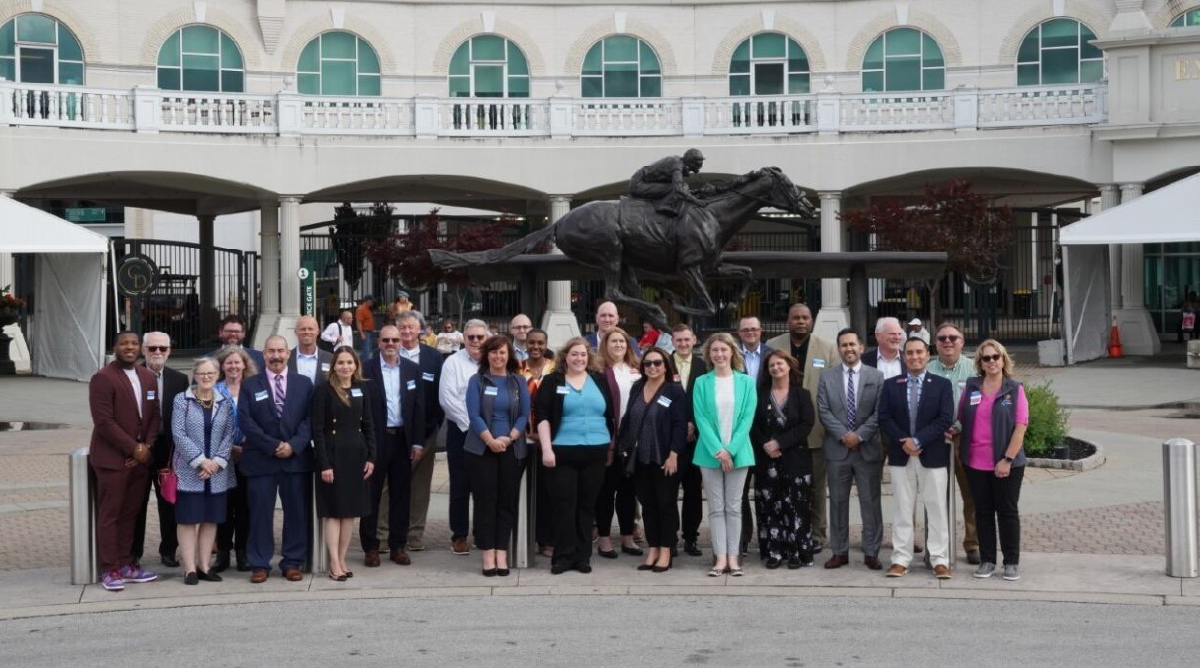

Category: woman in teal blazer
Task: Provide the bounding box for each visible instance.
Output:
[692,332,758,576]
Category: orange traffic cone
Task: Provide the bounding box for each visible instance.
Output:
[1109,316,1123,359]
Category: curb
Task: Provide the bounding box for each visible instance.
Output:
[1028,442,1106,472]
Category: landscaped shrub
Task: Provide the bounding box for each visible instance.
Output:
[1023,381,1070,457]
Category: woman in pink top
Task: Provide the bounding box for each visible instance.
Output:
[956,339,1028,582]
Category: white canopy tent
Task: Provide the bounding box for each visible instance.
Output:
[1059,172,1200,363]
[0,197,109,381]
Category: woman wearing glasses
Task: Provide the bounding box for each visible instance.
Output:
[618,347,687,571]
[958,339,1028,582]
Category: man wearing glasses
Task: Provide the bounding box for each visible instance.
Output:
[927,322,980,565]
[509,314,533,362]
[212,315,265,371]
[438,319,490,555]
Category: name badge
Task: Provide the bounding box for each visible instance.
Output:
[321,363,330,373]
[969,391,982,406]
[556,385,570,395]
[406,380,417,391]
[958,381,966,389]
[146,390,156,400]
[254,390,270,402]
[350,388,363,398]
[484,386,499,396]
[422,372,435,382]
[656,395,673,408]
[812,358,826,369]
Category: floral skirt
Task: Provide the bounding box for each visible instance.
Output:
[755,461,815,562]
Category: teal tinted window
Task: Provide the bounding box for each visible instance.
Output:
[448,35,530,97]
[296,31,381,96]
[1016,19,1104,85]
[728,32,810,96]
[157,25,244,92]
[581,34,662,98]
[1171,9,1200,27]
[0,14,85,84]
[861,28,944,91]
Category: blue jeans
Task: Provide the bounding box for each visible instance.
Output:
[360,331,376,359]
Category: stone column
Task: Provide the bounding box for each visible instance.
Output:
[197,214,216,337]
[814,191,850,342]
[1114,182,1160,355]
[540,195,580,347]
[279,196,302,319]
[1098,184,1121,310]
[252,201,280,349]
[0,191,14,292]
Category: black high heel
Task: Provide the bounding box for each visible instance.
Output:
[652,555,673,573]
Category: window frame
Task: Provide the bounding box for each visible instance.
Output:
[860,27,945,93]
[580,34,662,98]
[1169,9,1200,27]
[156,24,245,93]
[1015,18,1104,86]
[0,13,85,85]
[728,32,811,96]
[448,35,530,98]
[296,30,381,97]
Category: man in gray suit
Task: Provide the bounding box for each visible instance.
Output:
[817,328,886,570]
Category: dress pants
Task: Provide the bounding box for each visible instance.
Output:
[360,428,411,552]
[406,430,440,546]
[595,456,637,538]
[92,463,151,572]
[826,451,883,557]
[132,467,178,562]
[466,448,524,550]
[534,448,554,548]
[700,466,750,556]
[953,437,979,551]
[739,470,756,550]
[890,459,949,568]
[966,465,1024,566]
[679,444,704,543]
[445,424,472,541]
[216,468,249,554]
[634,461,680,548]
[245,470,308,571]
[548,446,607,569]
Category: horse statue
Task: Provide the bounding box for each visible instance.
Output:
[430,167,815,329]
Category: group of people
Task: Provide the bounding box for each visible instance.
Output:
[88,299,1028,591]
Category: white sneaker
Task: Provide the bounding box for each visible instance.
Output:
[973,562,996,578]
[1002,564,1020,581]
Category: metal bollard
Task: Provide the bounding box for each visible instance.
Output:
[307,473,327,574]
[512,456,534,569]
[68,447,97,585]
[1162,438,1199,578]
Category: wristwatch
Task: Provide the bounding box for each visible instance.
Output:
[1002,455,1014,463]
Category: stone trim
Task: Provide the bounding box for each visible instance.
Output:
[0,1,103,68]
[563,19,677,78]
[278,12,399,74]
[1149,0,1200,28]
[844,8,962,72]
[998,1,1113,66]
[139,8,264,70]
[430,18,546,77]
[711,15,827,76]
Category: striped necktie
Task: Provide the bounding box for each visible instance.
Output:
[273,373,286,417]
[845,368,856,431]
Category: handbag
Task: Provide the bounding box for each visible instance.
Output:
[158,465,178,504]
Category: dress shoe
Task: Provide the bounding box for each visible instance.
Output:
[211,551,230,573]
[249,568,269,583]
[283,568,303,581]
[235,551,251,572]
[637,563,655,571]
[196,570,222,582]
[864,555,883,571]
[651,558,672,573]
[576,562,593,574]
[788,557,810,569]
[823,553,850,569]
[364,549,381,567]
[390,548,411,566]
[597,546,619,559]
[934,564,952,579]
[452,538,470,555]
[683,541,702,557]
[886,564,908,578]
[811,542,823,555]
[407,539,426,552]
[496,568,510,577]
[764,557,782,569]
[550,562,570,575]
[482,568,498,577]
[184,571,199,585]
[160,553,180,568]
[621,544,644,556]
[966,548,982,565]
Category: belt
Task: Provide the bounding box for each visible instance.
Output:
[385,427,403,435]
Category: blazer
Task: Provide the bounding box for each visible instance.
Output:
[670,352,707,429]
[363,354,425,453]
[171,388,236,494]
[464,372,530,459]
[288,347,333,386]
[765,332,835,450]
[237,370,314,476]
[862,348,903,378]
[142,363,189,469]
[817,364,886,463]
[878,372,955,468]
[409,343,446,440]
[88,362,161,472]
[691,371,758,469]
[617,380,688,465]
[532,370,615,444]
[750,382,815,478]
[310,381,377,472]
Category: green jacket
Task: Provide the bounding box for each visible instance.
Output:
[691,371,758,469]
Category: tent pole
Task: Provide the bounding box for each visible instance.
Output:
[1062,246,1075,365]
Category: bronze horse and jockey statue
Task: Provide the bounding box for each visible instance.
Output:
[430,151,815,329]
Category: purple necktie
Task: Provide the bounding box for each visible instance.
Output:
[273,374,286,417]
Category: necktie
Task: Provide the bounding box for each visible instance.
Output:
[907,375,920,435]
[274,373,286,417]
[845,368,856,431]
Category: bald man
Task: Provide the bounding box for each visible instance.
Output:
[583,301,640,357]
[509,313,533,362]
[289,315,333,385]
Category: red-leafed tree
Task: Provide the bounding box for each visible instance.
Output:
[840,180,1011,326]
[365,208,510,323]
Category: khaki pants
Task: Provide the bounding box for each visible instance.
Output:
[407,431,440,545]
[953,436,978,551]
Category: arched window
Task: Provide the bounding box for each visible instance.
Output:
[861,27,944,92]
[581,35,661,98]
[0,13,84,84]
[448,35,529,97]
[728,32,810,95]
[297,31,380,96]
[1170,9,1200,27]
[1016,19,1103,85]
[157,25,244,92]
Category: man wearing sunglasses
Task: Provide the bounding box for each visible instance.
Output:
[132,331,190,569]
[927,323,980,565]
[439,318,490,555]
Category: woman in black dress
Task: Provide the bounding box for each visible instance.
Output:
[311,347,376,581]
[750,349,816,569]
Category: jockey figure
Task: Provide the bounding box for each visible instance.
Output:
[627,148,709,217]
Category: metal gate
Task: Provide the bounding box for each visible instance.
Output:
[109,239,257,352]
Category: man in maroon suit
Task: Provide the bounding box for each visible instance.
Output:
[89,331,161,591]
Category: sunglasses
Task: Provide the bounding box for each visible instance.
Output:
[145,346,170,353]
[642,359,665,368]
[980,354,1002,363]
[936,335,960,343]
[466,334,487,341]
[380,337,401,343]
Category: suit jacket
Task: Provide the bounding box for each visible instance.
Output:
[750,382,815,478]
[862,348,904,378]
[817,364,885,463]
[238,370,314,476]
[765,332,835,450]
[617,380,688,464]
[878,372,954,468]
[310,381,377,472]
[408,344,446,440]
[691,371,758,469]
[88,362,161,472]
[363,354,425,453]
[670,352,707,428]
[141,363,189,469]
[288,347,333,386]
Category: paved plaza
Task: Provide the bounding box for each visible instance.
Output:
[1,345,1198,620]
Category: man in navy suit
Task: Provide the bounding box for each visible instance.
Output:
[360,324,425,567]
[878,336,954,579]
[238,335,313,583]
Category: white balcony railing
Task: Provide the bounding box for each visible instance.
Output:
[0,82,1107,138]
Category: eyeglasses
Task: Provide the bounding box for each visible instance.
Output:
[510,325,531,330]
[194,372,217,378]
[936,335,960,343]
[145,346,170,353]
[466,334,487,341]
[738,328,761,333]
[980,354,1002,363]
[380,338,401,343]
[642,359,665,368]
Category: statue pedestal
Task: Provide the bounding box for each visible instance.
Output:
[541,308,580,350]
[813,306,850,346]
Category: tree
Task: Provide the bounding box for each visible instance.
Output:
[330,202,395,294]
[365,208,510,324]
[841,180,1011,327]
